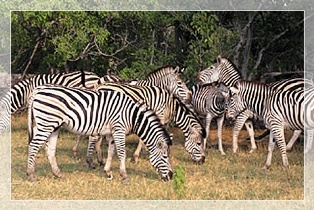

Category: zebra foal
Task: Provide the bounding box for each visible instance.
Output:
[27,85,173,183]
[191,83,228,155]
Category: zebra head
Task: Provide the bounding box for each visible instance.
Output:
[196,63,219,85]
[135,105,173,181]
[146,65,192,104]
[197,56,241,87]
[148,133,173,181]
[226,85,247,120]
[185,126,206,164]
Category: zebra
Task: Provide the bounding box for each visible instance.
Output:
[89,83,206,166]
[226,79,305,168]
[27,84,173,183]
[73,65,193,159]
[0,70,100,133]
[191,83,228,155]
[196,56,303,153]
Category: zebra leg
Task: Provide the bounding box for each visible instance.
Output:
[27,129,52,182]
[262,131,275,170]
[244,120,257,154]
[104,135,115,180]
[286,130,302,151]
[266,126,289,169]
[86,136,101,169]
[204,114,213,151]
[112,132,129,184]
[72,135,83,160]
[45,130,62,178]
[217,116,226,155]
[232,119,243,154]
[95,136,104,166]
[133,139,145,164]
[305,129,313,154]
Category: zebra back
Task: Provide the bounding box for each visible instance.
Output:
[96,83,175,125]
[230,79,304,130]
[9,71,99,114]
[135,65,192,103]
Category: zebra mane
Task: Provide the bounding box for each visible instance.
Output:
[146,65,181,79]
[217,56,243,79]
[134,101,173,146]
[173,95,206,138]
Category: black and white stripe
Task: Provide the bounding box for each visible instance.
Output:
[0,71,100,133]
[126,65,192,103]
[191,83,228,155]
[93,83,206,165]
[196,56,257,153]
[27,85,173,182]
[228,79,305,168]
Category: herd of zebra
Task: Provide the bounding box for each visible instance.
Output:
[2,55,313,183]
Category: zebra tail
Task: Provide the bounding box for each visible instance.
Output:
[27,97,34,144]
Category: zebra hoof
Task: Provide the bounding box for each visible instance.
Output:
[133,155,139,164]
[122,177,130,184]
[107,174,113,180]
[88,162,96,169]
[28,174,37,182]
[261,165,270,170]
[52,168,62,178]
[249,149,256,154]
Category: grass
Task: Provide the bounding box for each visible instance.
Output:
[11,112,304,200]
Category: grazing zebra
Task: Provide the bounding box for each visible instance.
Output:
[85,83,205,166]
[191,83,228,155]
[0,71,100,133]
[93,83,206,165]
[27,84,173,183]
[72,65,193,162]
[227,79,305,168]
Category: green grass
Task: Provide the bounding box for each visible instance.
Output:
[11,112,304,200]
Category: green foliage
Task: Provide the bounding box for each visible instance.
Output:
[173,165,186,198]
[11,11,303,80]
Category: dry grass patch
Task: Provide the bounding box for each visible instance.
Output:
[11,112,304,200]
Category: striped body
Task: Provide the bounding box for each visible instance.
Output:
[229,79,305,168]
[304,81,314,153]
[95,83,205,164]
[196,56,303,153]
[0,71,100,133]
[196,57,257,153]
[27,85,173,182]
[191,83,227,155]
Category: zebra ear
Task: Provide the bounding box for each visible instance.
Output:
[217,55,222,64]
[174,66,184,74]
[230,87,239,94]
